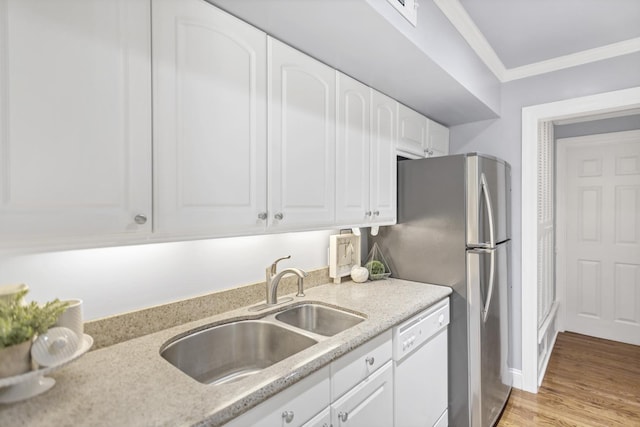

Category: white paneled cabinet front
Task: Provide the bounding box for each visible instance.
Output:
[152,0,268,236]
[335,74,370,225]
[0,0,152,241]
[426,119,450,157]
[370,90,398,225]
[331,362,394,427]
[223,366,330,427]
[301,407,331,427]
[397,104,427,158]
[335,75,396,226]
[268,38,336,230]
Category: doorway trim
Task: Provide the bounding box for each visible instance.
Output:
[520,86,640,393]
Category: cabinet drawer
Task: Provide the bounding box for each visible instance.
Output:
[224,366,330,427]
[301,406,331,427]
[331,330,392,400]
[331,361,394,427]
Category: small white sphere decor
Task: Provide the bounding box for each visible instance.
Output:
[350,266,369,283]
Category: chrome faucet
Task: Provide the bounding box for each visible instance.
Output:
[266,255,308,305]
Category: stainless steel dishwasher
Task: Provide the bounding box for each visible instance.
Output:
[393,297,450,427]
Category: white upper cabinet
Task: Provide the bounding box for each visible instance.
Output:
[268,38,336,230]
[369,90,397,225]
[336,76,396,227]
[426,118,450,157]
[397,104,450,159]
[397,104,427,158]
[335,74,371,225]
[152,0,267,237]
[0,0,152,243]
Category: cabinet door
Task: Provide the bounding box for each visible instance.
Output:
[370,91,397,225]
[153,0,267,237]
[268,37,335,230]
[0,0,151,242]
[335,73,370,226]
[224,366,330,427]
[396,103,426,158]
[331,362,394,427]
[426,119,450,157]
[301,407,331,427]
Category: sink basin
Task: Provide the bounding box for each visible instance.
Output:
[275,304,365,336]
[161,320,317,385]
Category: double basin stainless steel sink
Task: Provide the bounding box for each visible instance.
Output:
[160,303,365,385]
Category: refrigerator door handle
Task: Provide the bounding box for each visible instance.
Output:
[482,249,496,323]
[481,173,496,248]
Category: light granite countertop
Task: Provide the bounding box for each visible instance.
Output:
[0,279,451,427]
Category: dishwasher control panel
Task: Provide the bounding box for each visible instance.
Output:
[393,297,450,361]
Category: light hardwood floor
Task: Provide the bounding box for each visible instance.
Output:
[497,332,640,427]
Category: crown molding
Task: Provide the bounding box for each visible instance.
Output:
[502,37,640,82]
[434,0,640,83]
[432,0,507,81]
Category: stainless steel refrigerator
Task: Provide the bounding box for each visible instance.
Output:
[371,153,512,427]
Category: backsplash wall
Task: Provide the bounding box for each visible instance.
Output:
[0,230,335,321]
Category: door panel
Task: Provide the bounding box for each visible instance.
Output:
[152,0,267,235]
[0,0,152,239]
[466,155,510,247]
[560,131,640,345]
[268,37,335,229]
[467,243,511,427]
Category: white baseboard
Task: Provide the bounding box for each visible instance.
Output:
[510,368,523,390]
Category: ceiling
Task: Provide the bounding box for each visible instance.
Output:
[435,0,640,81]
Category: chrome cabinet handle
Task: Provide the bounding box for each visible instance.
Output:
[282,410,294,423]
[365,356,375,366]
[257,212,267,220]
[338,411,349,422]
[274,212,284,220]
[373,210,380,216]
[134,214,147,225]
[365,211,372,217]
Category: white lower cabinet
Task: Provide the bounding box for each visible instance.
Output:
[224,366,330,427]
[331,362,394,427]
[301,407,331,427]
[223,309,450,427]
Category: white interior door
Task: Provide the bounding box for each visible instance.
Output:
[558,130,640,345]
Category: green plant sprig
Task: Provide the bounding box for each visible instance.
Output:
[0,289,69,348]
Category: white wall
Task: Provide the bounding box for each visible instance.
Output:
[0,230,335,321]
[449,51,640,370]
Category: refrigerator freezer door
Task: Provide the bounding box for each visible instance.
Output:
[467,242,512,427]
[466,155,511,247]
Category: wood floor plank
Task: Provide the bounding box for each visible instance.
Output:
[497,332,640,427]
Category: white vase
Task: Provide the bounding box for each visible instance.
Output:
[0,339,32,378]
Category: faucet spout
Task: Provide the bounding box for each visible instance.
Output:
[265,258,308,305]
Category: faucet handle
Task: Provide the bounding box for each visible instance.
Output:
[270,255,291,275]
